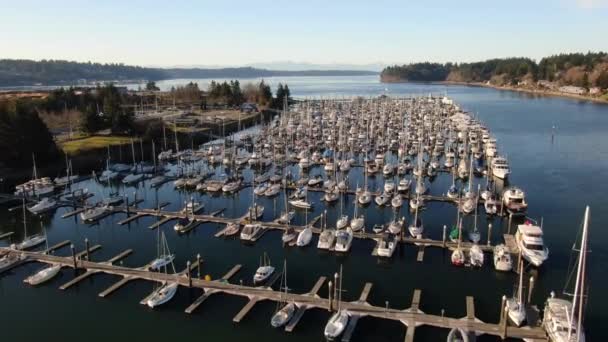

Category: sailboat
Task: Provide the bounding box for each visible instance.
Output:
[27,197,57,215]
[23,229,60,285]
[451,218,466,266]
[149,230,175,271]
[468,195,481,243]
[296,225,313,247]
[350,196,365,232]
[12,200,46,250]
[146,246,178,308]
[324,266,349,340]
[271,260,296,328]
[543,206,590,342]
[507,256,527,326]
[408,194,424,238]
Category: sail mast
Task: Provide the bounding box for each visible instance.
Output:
[570,206,589,340]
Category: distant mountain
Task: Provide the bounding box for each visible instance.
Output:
[0,59,378,87]
[246,61,385,72]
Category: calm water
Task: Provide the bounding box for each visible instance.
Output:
[2,76,607,341]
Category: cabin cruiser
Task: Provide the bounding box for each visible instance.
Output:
[334,228,354,252]
[317,229,336,250]
[173,217,195,232]
[376,234,397,257]
[502,187,528,213]
[515,222,549,266]
[491,156,510,179]
[493,244,512,271]
[240,224,262,241]
[254,262,275,284]
[223,222,240,236]
[147,282,178,308]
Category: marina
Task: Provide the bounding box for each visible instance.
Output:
[0,82,603,341]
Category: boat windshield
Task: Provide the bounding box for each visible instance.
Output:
[524,242,545,251]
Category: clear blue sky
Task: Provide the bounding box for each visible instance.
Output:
[1,0,606,67]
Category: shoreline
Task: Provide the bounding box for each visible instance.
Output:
[441,81,608,104]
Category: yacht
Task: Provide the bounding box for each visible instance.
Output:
[147,282,178,308]
[253,253,275,284]
[515,221,549,266]
[334,228,354,252]
[493,244,513,272]
[317,229,336,250]
[223,222,240,236]
[24,264,61,285]
[240,224,262,241]
[502,187,528,213]
[296,226,313,247]
[376,234,397,257]
[173,217,195,233]
[491,156,510,179]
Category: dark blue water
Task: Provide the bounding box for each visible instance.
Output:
[1,76,607,341]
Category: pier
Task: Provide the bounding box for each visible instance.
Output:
[0,246,546,340]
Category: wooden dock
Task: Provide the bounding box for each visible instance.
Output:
[0,247,547,341]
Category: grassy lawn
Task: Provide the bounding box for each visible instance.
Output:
[60,136,138,155]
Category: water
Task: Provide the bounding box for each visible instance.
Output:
[2,75,608,341]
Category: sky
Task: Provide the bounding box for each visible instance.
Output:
[1,0,607,69]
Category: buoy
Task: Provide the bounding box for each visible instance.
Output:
[204,274,211,281]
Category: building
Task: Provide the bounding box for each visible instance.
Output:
[589,87,602,95]
[558,86,586,95]
[240,103,258,113]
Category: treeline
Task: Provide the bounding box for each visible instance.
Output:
[381,52,608,89]
[0,59,377,86]
[0,100,61,167]
[206,80,291,108]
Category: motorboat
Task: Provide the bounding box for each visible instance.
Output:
[484,195,498,215]
[147,282,178,308]
[173,217,195,233]
[296,226,313,247]
[502,187,528,213]
[289,199,312,209]
[334,228,353,252]
[397,178,411,192]
[376,234,397,257]
[491,156,510,179]
[222,179,242,192]
[515,221,549,267]
[317,229,336,250]
[493,244,513,271]
[451,248,466,266]
[372,224,385,234]
[253,253,275,284]
[240,224,262,241]
[384,180,395,194]
[23,264,61,285]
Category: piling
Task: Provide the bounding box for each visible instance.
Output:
[487,223,492,246]
[328,280,333,312]
[187,261,192,288]
[442,225,447,247]
[528,276,535,303]
[500,295,507,340]
[85,238,90,261]
[70,244,77,269]
[197,254,201,279]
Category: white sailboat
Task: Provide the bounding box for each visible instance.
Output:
[324,266,349,340]
[506,256,527,326]
[24,264,61,286]
[270,260,296,328]
[12,200,46,250]
[146,246,178,308]
[149,230,175,271]
[543,206,589,342]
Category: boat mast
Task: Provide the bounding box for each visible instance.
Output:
[22,198,28,238]
[569,206,589,341]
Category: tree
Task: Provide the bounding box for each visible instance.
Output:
[80,104,104,133]
[596,70,608,89]
[146,81,160,91]
[0,99,60,167]
[258,80,272,106]
[582,73,590,90]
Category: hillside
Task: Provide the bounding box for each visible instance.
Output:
[380,53,608,96]
[0,59,377,87]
